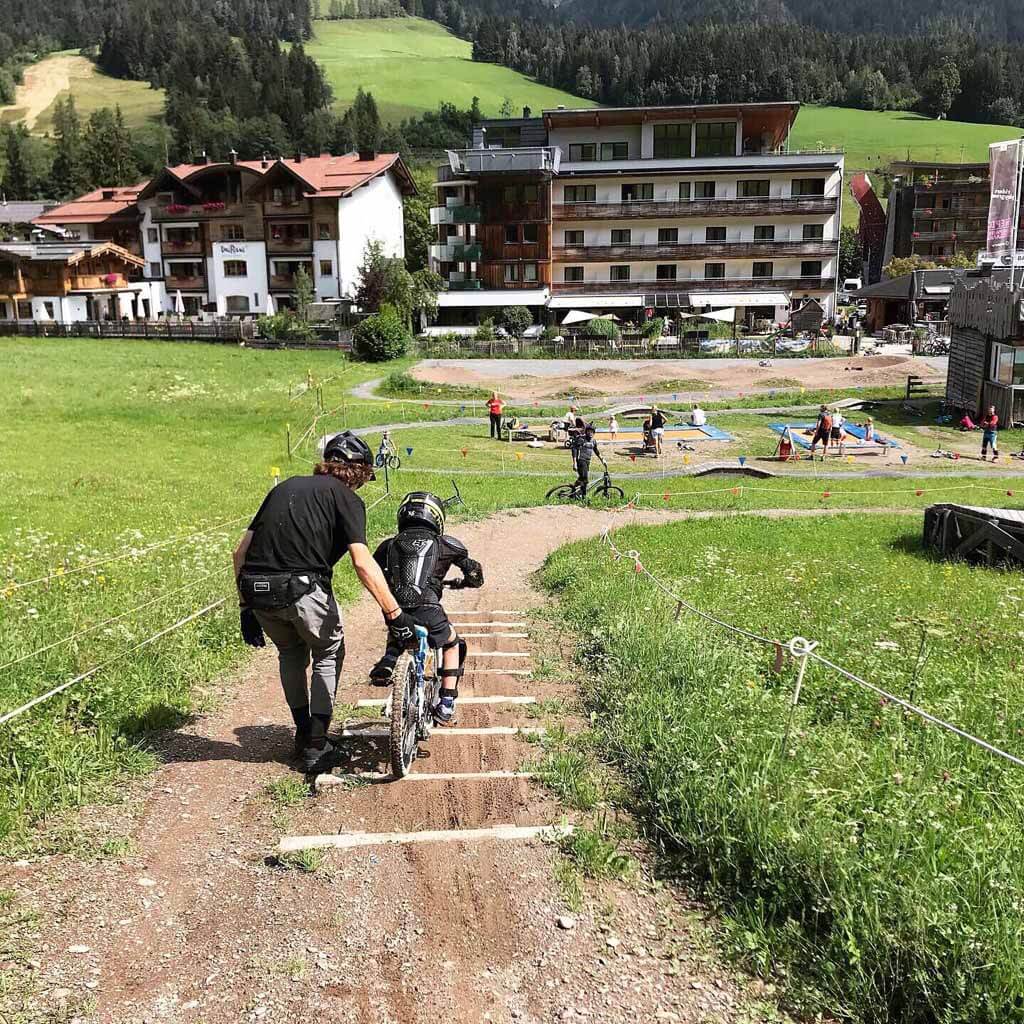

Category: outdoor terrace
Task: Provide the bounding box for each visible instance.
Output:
[553,197,837,221]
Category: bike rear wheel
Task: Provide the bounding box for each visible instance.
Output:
[546,483,579,502]
[389,651,419,778]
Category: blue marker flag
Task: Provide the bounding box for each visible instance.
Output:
[738,455,746,466]
[406,447,413,456]
[900,454,908,464]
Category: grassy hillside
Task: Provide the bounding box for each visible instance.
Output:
[0,51,164,134]
[306,17,592,124]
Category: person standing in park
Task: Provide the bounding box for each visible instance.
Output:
[487,392,505,440]
[810,405,832,460]
[650,405,667,456]
[981,406,1000,462]
[232,431,416,771]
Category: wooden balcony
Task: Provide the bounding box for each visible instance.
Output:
[165,275,206,291]
[269,274,311,290]
[0,276,25,295]
[267,236,313,255]
[552,240,836,262]
[911,230,988,243]
[554,196,838,221]
[264,199,313,217]
[152,201,260,223]
[162,239,203,257]
[551,276,836,296]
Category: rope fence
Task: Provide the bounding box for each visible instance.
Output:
[599,524,1024,771]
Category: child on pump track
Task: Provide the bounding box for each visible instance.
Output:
[369,492,484,725]
[570,425,602,498]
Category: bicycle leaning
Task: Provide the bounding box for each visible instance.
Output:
[545,457,625,504]
[375,430,401,470]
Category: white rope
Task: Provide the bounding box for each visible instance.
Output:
[599,526,1024,771]
[0,599,227,728]
[4,514,250,592]
[0,567,230,675]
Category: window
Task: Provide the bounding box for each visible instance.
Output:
[157,192,174,205]
[752,261,773,278]
[653,123,690,159]
[293,224,310,240]
[569,143,597,162]
[17,299,31,319]
[319,260,333,277]
[621,183,653,202]
[656,264,677,281]
[318,222,332,240]
[564,266,584,282]
[522,223,539,244]
[739,179,770,198]
[503,264,520,283]
[503,185,518,204]
[992,343,1024,386]
[564,230,584,246]
[705,226,726,242]
[224,260,247,277]
[609,265,630,281]
[486,125,521,148]
[43,301,55,319]
[792,178,826,196]
[221,224,244,241]
[523,263,538,282]
[182,296,201,316]
[523,184,539,202]
[600,141,628,160]
[704,262,725,279]
[693,181,715,199]
[0,301,7,319]
[611,229,631,245]
[658,228,678,244]
[147,228,158,243]
[149,261,161,278]
[694,121,736,157]
[564,185,596,203]
[505,224,518,243]
[225,295,250,313]
[801,260,823,277]
[802,223,825,241]
[271,186,297,204]
[754,225,775,241]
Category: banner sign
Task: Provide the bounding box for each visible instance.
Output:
[987,140,1022,263]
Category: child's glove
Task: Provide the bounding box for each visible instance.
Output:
[240,607,266,648]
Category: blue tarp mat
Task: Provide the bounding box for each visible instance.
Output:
[768,422,900,450]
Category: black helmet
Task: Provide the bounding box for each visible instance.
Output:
[322,431,375,478]
[397,491,445,534]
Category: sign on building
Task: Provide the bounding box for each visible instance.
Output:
[986,139,1023,269]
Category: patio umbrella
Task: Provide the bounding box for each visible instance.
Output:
[35,303,50,322]
[701,307,736,324]
[561,309,596,326]
[265,294,276,316]
[216,293,227,317]
[173,290,185,317]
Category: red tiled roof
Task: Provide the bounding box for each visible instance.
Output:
[34,184,145,225]
[275,153,407,196]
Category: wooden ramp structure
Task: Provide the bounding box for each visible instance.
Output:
[924,503,1024,568]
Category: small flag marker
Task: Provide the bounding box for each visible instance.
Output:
[738,456,746,466]
[900,454,908,465]
[406,447,413,456]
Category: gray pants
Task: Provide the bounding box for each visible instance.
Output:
[254,584,344,720]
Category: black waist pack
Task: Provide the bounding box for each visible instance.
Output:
[238,571,319,611]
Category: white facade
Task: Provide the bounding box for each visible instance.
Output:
[209,240,268,316]
[337,173,406,298]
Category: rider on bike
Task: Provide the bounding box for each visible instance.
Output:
[369,492,484,725]
[570,424,602,499]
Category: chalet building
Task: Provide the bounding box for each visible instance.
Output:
[28,152,413,321]
[0,241,154,322]
[882,160,1024,266]
[431,102,844,329]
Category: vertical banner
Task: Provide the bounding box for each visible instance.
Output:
[987,139,1022,265]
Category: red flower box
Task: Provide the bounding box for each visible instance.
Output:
[202,201,226,212]
[165,203,189,214]
[103,273,119,286]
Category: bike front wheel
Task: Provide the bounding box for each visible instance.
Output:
[386,455,401,470]
[591,484,625,503]
[546,483,579,502]
[388,650,419,779]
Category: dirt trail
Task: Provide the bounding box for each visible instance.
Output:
[0,54,91,129]
[2,507,807,1023]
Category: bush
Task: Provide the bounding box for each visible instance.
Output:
[585,317,620,340]
[257,309,312,342]
[474,317,497,342]
[501,305,533,337]
[541,324,561,340]
[352,304,410,361]
[640,316,665,340]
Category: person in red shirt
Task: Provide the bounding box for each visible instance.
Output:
[981,406,999,462]
[487,392,505,440]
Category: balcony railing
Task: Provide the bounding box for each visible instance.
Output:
[554,196,838,221]
[446,279,483,291]
[552,240,835,262]
[165,275,205,290]
[0,276,24,294]
[448,147,560,177]
[264,198,313,217]
[267,236,313,253]
[152,201,259,222]
[431,243,483,262]
[162,239,203,256]
[915,180,989,194]
[269,273,313,289]
[913,203,988,218]
[911,230,988,243]
[551,276,835,295]
[430,205,483,226]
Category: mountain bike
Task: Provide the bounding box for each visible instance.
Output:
[375,431,401,470]
[545,460,625,504]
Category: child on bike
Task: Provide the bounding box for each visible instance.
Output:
[570,425,602,499]
[369,492,484,725]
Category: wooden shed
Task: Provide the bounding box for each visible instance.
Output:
[791,297,823,333]
[946,274,1024,424]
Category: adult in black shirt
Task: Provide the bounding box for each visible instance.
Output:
[570,427,602,498]
[649,405,667,456]
[233,431,414,770]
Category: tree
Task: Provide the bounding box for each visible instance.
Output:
[293,264,315,321]
[83,107,138,186]
[352,303,410,361]
[920,57,961,119]
[49,95,88,198]
[839,225,863,282]
[1,124,37,199]
[345,86,381,153]
[410,268,442,326]
[883,254,939,278]
[500,305,532,336]
[403,164,434,272]
[355,239,439,327]
[498,96,514,118]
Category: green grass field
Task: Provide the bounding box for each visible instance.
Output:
[542,514,1024,1022]
[305,17,592,124]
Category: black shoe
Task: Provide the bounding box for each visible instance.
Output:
[370,662,394,687]
[293,726,311,757]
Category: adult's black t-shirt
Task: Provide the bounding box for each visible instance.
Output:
[243,474,367,578]
[650,410,666,430]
